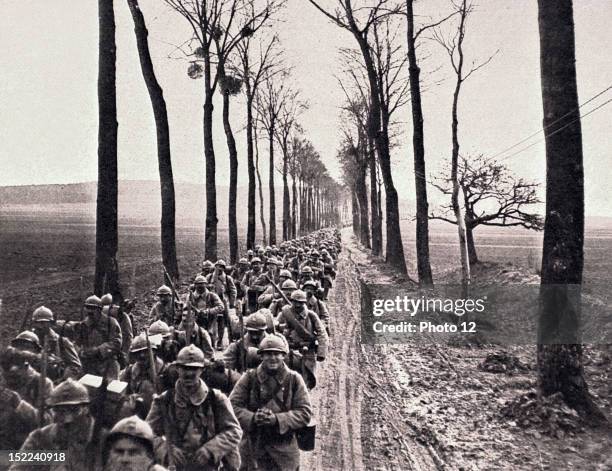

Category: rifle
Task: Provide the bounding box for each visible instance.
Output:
[38,333,49,427]
[264,274,291,305]
[239,302,246,372]
[144,330,160,392]
[184,294,194,346]
[163,265,180,324]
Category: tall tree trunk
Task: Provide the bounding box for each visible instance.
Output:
[536,0,601,418]
[465,223,478,265]
[219,68,239,264]
[282,141,290,241]
[291,175,297,239]
[268,127,277,245]
[355,33,407,273]
[351,190,360,237]
[356,168,371,248]
[246,94,256,249]
[368,137,382,256]
[254,126,267,245]
[406,0,434,285]
[127,0,179,280]
[95,0,120,297]
[203,49,218,260]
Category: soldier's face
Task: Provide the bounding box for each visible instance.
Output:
[85,306,101,321]
[261,351,284,372]
[305,289,315,298]
[195,283,206,293]
[107,437,153,471]
[178,366,202,389]
[52,404,90,438]
[292,300,306,312]
[159,294,171,305]
[32,321,51,336]
[252,263,261,272]
[248,330,264,345]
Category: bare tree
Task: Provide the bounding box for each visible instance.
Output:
[127,0,179,280]
[431,156,543,264]
[253,119,267,245]
[536,0,603,420]
[432,0,496,293]
[94,0,120,298]
[236,31,284,249]
[308,0,408,274]
[163,0,277,260]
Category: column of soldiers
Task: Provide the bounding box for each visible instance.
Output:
[1,228,341,470]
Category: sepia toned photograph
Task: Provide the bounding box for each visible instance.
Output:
[1,0,611,469]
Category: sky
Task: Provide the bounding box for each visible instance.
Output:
[0,0,611,216]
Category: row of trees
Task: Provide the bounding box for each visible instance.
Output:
[313,0,602,420]
[94,0,342,295]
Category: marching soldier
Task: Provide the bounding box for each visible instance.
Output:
[298,266,321,290]
[150,285,179,326]
[65,295,122,379]
[31,306,82,382]
[176,307,216,362]
[302,280,330,331]
[232,258,250,300]
[185,276,225,348]
[221,312,268,373]
[240,257,267,314]
[11,379,104,471]
[102,294,134,369]
[146,345,242,471]
[149,320,180,363]
[276,290,328,389]
[0,385,39,451]
[103,415,168,471]
[257,269,293,309]
[206,259,237,350]
[229,336,312,471]
[269,280,297,317]
[201,260,215,277]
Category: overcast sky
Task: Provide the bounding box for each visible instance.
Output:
[0,1,610,215]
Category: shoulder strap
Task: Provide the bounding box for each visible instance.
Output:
[282,308,315,342]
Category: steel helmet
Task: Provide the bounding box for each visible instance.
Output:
[247,250,254,256]
[279,269,292,279]
[175,345,206,367]
[194,275,207,285]
[265,257,278,265]
[251,257,262,264]
[84,295,102,308]
[302,280,318,290]
[301,266,313,274]
[215,259,227,268]
[290,290,307,303]
[281,279,298,290]
[321,249,329,255]
[129,333,152,353]
[257,248,265,254]
[32,306,54,323]
[106,415,155,454]
[11,330,41,352]
[202,260,214,269]
[245,312,268,331]
[239,257,249,265]
[100,293,113,306]
[148,320,171,338]
[258,335,288,355]
[156,285,172,296]
[48,378,90,406]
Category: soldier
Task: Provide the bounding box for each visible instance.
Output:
[66,295,122,379]
[0,385,39,451]
[102,294,134,369]
[103,415,168,471]
[206,259,237,350]
[150,285,179,327]
[120,333,167,417]
[229,336,312,471]
[10,379,103,471]
[276,290,328,390]
[302,280,330,330]
[176,307,215,362]
[3,334,54,413]
[246,249,254,263]
[269,280,297,317]
[31,306,82,382]
[201,260,215,277]
[298,266,320,290]
[288,248,305,280]
[185,276,225,348]
[221,312,268,373]
[257,269,292,309]
[232,258,250,300]
[149,320,180,364]
[146,345,242,471]
[240,258,267,314]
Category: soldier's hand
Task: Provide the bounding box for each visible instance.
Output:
[194,447,214,466]
[168,445,186,466]
[253,409,268,426]
[0,387,21,410]
[261,410,278,426]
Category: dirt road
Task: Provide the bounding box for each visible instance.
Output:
[303,231,440,471]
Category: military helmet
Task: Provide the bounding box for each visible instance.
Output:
[245,312,267,331]
[215,259,227,268]
[247,250,254,256]
[281,279,298,290]
[156,285,172,296]
[301,266,313,274]
[258,335,288,355]
[84,295,102,308]
[290,290,307,302]
[321,249,329,255]
[100,293,113,306]
[265,257,278,265]
[257,248,265,254]
[194,274,207,285]
[251,257,262,264]
[130,333,152,353]
[106,415,155,454]
[311,251,320,257]
[48,378,90,406]
[239,257,249,265]
[11,330,42,352]
[32,306,54,323]
[279,269,292,279]
[302,280,318,290]
[148,320,171,338]
[175,345,206,367]
[202,260,214,269]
